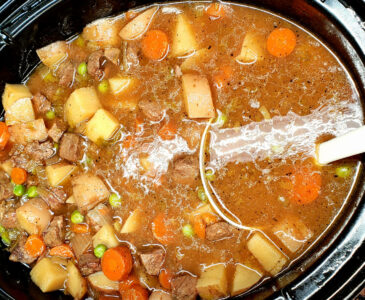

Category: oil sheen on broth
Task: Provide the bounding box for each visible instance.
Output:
[0,1,363,299]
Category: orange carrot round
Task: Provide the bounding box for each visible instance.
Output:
[119,274,140,293]
[24,235,45,257]
[102,246,133,281]
[71,223,90,234]
[121,284,149,300]
[49,244,74,258]
[290,167,322,204]
[141,30,169,60]
[152,214,175,245]
[158,121,177,140]
[11,167,27,185]
[267,28,297,57]
[159,269,173,290]
[193,216,206,239]
[206,3,226,19]
[0,122,10,150]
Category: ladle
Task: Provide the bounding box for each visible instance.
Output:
[199,119,365,230]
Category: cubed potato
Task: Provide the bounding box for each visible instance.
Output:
[8,119,48,144]
[236,32,265,64]
[85,109,119,143]
[83,17,122,47]
[273,215,313,253]
[171,14,198,57]
[109,75,137,95]
[180,48,210,72]
[65,87,101,127]
[247,233,288,275]
[5,98,35,125]
[36,41,68,68]
[231,264,262,296]
[16,198,51,235]
[92,224,119,248]
[119,7,158,40]
[2,84,32,111]
[72,174,110,211]
[196,264,227,300]
[121,208,144,233]
[31,258,67,293]
[88,271,119,292]
[0,160,13,175]
[46,163,77,187]
[66,261,87,300]
[182,74,215,118]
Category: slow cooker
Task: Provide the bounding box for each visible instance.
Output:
[0,0,364,299]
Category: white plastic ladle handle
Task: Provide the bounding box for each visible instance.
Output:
[317,125,365,165]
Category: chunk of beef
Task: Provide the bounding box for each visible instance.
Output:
[25,141,54,161]
[39,188,67,212]
[180,122,204,149]
[32,93,51,114]
[87,50,105,80]
[0,200,18,228]
[78,253,101,276]
[104,47,121,65]
[125,43,139,68]
[138,99,164,122]
[0,171,12,201]
[86,204,113,232]
[205,222,234,241]
[57,61,75,87]
[149,291,172,300]
[171,274,198,300]
[140,248,165,276]
[43,216,65,247]
[48,118,67,142]
[172,156,199,186]
[9,234,37,264]
[59,133,82,162]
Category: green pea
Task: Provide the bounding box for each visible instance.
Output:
[86,156,93,165]
[94,244,107,258]
[98,80,109,93]
[109,193,122,208]
[77,62,87,76]
[0,225,5,234]
[26,186,38,198]
[1,231,10,246]
[45,110,56,120]
[71,210,84,224]
[205,169,216,181]
[197,186,207,202]
[182,224,194,238]
[335,166,352,178]
[13,185,26,197]
[215,113,227,128]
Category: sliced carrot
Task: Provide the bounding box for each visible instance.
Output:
[11,167,27,185]
[159,269,173,290]
[121,284,149,300]
[206,3,226,19]
[201,212,219,225]
[141,30,169,60]
[101,246,133,281]
[123,135,137,149]
[290,167,322,204]
[267,28,297,58]
[158,120,177,140]
[213,65,233,88]
[24,235,45,258]
[49,244,74,258]
[119,274,140,293]
[193,216,206,239]
[135,118,143,134]
[0,122,10,150]
[71,223,90,234]
[152,214,175,245]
